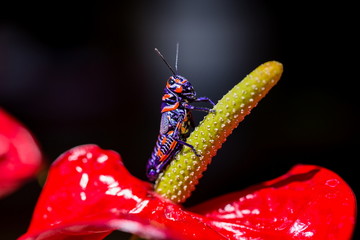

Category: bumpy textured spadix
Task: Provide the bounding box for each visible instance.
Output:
[155,61,283,203]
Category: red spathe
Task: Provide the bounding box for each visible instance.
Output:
[0,108,43,198]
[19,144,356,240]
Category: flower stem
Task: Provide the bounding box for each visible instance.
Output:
[155,61,283,203]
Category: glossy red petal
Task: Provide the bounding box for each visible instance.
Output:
[0,108,43,198]
[191,164,357,240]
[19,144,356,240]
[18,145,227,240]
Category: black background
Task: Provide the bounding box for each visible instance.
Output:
[0,1,358,239]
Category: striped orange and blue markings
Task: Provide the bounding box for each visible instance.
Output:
[146,48,215,182]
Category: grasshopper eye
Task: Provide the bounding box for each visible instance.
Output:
[168,78,175,85]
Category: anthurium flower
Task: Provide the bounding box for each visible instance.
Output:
[0,108,43,198]
[18,62,356,239]
[18,144,355,240]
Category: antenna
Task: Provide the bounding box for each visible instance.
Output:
[154,48,177,76]
[175,42,179,72]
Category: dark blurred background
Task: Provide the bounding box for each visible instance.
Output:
[0,0,358,239]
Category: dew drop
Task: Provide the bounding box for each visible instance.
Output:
[325,193,337,199]
[325,179,340,188]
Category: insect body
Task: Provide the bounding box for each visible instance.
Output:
[146,48,215,182]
